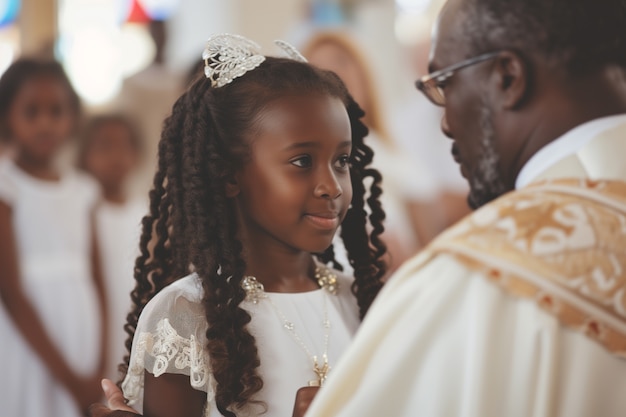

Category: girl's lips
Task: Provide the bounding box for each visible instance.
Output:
[304,214,339,230]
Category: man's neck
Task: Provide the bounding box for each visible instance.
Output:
[511,65,626,188]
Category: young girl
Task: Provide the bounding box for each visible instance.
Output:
[0,59,108,416]
[78,115,147,382]
[116,34,387,417]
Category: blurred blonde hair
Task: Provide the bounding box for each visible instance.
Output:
[301,31,394,146]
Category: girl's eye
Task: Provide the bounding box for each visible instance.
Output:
[291,155,312,168]
[50,104,64,119]
[335,155,350,170]
[24,105,38,120]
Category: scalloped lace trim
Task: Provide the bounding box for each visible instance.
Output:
[122,318,214,406]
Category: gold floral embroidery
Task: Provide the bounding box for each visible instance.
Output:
[429,179,626,358]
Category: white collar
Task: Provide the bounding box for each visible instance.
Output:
[515,114,626,189]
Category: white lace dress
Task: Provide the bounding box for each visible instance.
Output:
[121,271,360,416]
[0,157,102,417]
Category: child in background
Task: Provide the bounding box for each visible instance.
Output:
[78,114,147,382]
[105,34,387,417]
[0,59,107,416]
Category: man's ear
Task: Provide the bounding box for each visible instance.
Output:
[224,174,240,198]
[491,50,530,110]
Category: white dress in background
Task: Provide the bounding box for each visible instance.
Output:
[121,270,359,416]
[95,199,147,381]
[0,156,102,417]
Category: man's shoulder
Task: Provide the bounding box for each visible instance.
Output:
[432,178,626,255]
[420,178,626,357]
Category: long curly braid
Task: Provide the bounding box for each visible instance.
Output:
[121,56,387,415]
[342,98,387,319]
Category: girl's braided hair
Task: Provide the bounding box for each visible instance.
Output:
[120,56,387,416]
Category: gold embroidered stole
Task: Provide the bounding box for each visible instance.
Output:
[426,179,626,357]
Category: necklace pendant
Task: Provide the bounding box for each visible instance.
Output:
[308,355,330,387]
[308,379,321,387]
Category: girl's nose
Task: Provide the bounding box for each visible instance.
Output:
[314,168,343,199]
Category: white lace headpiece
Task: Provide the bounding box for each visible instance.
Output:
[202,33,307,88]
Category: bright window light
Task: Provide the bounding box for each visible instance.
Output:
[396,0,432,14]
[0,0,20,27]
[0,25,19,77]
[395,11,432,45]
[57,0,156,105]
[119,23,155,77]
[62,27,123,105]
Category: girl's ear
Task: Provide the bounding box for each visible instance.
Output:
[224,174,240,198]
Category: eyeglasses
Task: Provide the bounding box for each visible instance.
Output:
[415,51,501,106]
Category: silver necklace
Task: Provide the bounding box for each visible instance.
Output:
[241,265,338,386]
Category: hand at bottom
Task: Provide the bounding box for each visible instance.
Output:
[292,386,320,417]
[69,374,105,415]
[88,379,141,417]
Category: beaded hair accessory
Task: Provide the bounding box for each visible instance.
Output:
[202,34,265,87]
[202,33,307,88]
[274,39,308,63]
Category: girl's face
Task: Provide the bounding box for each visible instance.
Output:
[233,93,353,254]
[8,75,75,162]
[83,121,139,191]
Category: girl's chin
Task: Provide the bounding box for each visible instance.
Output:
[306,237,338,255]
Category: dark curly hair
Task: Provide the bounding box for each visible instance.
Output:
[120,56,387,416]
[0,58,80,142]
[458,0,626,74]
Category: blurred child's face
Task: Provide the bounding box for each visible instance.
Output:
[233,93,353,254]
[8,75,75,162]
[84,121,139,191]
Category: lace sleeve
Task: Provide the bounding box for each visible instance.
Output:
[121,275,216,411]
